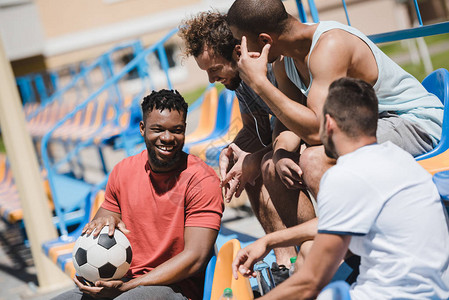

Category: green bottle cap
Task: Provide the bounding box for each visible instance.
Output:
[290,256,297,263]
[223,288,233,296]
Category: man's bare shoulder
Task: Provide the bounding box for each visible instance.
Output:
[311,29,377,83]
[313,27,373,58]
[309,30,354,75]
[313,30,354,56]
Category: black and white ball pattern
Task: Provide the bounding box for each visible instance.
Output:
[72,226,132,283]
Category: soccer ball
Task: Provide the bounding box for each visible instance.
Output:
[72,226,132,283]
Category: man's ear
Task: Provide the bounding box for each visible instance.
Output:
[258,33,273,46]
[139,120,145,137]
[233,44,241,60]
[325,114,335,135]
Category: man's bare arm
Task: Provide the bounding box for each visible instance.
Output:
[270,65,306,152]
[237,36,352,145]
[260,233,351,300]
[232,218,318,278]
[237,38,319,144]
[264,217,318,249]
[272,120,304,189]
[123,227,217,290]
[305,32,352,120]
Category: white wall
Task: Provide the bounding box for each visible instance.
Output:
[0,2,45,60]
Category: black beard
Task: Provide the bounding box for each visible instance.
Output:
[225,75,242,91]
[148,147,182,171]
[324,136,338,160]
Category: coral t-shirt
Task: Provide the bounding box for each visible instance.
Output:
[102,150,223,299]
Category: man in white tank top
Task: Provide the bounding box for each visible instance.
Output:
[227,0,443,268]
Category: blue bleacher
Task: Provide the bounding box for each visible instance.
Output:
[416,68,449,160]
[183,88,236,153]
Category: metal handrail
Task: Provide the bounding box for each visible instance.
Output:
[368,21,449,44]
[27,40,143,121]
[293,1,449,44]
[295,0,428,31]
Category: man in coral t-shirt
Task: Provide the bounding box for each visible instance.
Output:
[53,90,224,300]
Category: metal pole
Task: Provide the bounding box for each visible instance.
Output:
[307,0,320,23]
[413,0,424,26]
[0,38,72,291]
[295,0,308,23]
[341,0,351,26]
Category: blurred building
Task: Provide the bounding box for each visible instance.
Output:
[0,0,448,96]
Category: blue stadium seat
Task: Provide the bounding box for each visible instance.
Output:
[433,170,449,201]
[202,253,217,300]
[183,89,235,153]
[416,68,449,160]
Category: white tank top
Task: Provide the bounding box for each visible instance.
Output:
[284,21,443,146]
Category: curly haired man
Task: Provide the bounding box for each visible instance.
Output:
[179,12,316,281]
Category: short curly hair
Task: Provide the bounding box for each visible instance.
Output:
[179,11,238,61]
[141,89,188,121]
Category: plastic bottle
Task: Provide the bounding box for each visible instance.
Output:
[254,260,276,295]
[219,288,235,300]
[289,256,297,277]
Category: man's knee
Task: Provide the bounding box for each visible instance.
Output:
[299,146,326,174]
[261,150,277,184]
[296,240,314,272]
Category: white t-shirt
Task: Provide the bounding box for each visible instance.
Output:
[317,142,449,299]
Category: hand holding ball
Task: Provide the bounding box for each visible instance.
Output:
[72,226,132,283]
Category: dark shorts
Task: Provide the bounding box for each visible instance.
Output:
[51,285,188,300]
[377,112,434,157]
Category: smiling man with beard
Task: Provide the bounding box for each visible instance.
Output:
[143,99,185,172]
[52,89,224,300]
